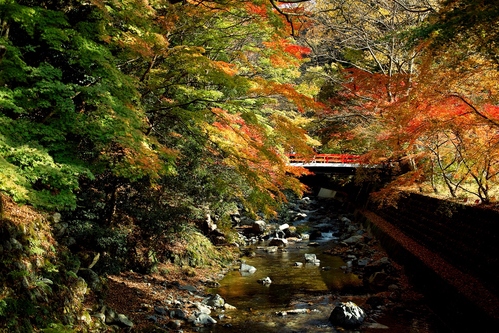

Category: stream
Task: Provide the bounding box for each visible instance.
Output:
[203,196,446,333]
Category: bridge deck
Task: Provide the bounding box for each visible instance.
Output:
[288,162,361,168]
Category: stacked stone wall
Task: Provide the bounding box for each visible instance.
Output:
[369,193,499,299]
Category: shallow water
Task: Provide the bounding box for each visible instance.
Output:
[206,238,356,332]
[215,239,360,309]
[203,234,445,333]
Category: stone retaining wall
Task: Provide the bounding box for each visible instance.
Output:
[358,193,499,332]
[368,193,499,296]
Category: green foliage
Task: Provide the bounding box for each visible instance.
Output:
[0,299,6,317]
[170,226,235,268]
[41,323,75,333]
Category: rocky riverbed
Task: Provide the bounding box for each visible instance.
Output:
[102,195,446,332]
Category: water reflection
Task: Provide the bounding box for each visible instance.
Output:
[203,235,441,333]
[211,239,360,311]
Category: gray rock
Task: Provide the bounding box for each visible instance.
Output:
[372,257,390,266]
[368,271,388,288]
[194,302,212,314]
[116,313,133,327]
[193,313,217,325]
[170,308,187,319]
[257,277,272,285]
[146,315,158,323]
[204,294,225,308]
[279,223,290,231]
[304,253,317,263]
[92,312,106,323]
[240,263,257,274]
[224,303,237,310]
[269,238,287,247]
[342,235,363,244]
[329,301,365,328]
[340,216,352,223]
[179,284,197,292]
[357,258,370,267]
[252,220,266,234]
[154,306,168,315]
[167,319,183,329]
[104,307,117,324]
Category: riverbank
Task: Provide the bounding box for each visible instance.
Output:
[101,195,445,332]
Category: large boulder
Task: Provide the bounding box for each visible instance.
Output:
[329,301,365,328]
[252,220,266,234]
[269,238,287,247]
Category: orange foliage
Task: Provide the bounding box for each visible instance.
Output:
[245,2,268,18]
[213,61,238,76]
[263,37,311,67]
[250,78,321,112]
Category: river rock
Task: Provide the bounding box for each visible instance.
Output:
[154,306,168,315]
[104,307,117,324]
[304,253,317,262]
[167,319,183,329]
[193,302,211,314]
[257,277,272,285]
[170,308,187,320]
[329,301,365,328]
[279,223,290,231]
[116,313,133,327]
[357,258,370,267]
[269,238,287,247]
[192,313,217,325]
[304,253,321,265]
[368,271,389,288]
[204,294,225,308]
[224,303,237,310]
[240,263,257,274]
[342,235,363,244]
[252,220,266,234]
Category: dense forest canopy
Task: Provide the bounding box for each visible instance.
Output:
[1,0,499,329]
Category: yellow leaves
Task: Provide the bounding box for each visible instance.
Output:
[249,79,320,112]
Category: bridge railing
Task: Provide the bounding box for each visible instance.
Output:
[287,153,362,164]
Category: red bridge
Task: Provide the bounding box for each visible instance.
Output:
[287,153,361,164]
[287,153,363,174]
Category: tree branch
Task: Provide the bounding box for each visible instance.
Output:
[393,0,436,13]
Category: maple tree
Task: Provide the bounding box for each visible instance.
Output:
[0,0,320,282]
[301,0,435,153]
[301,0,499,204]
